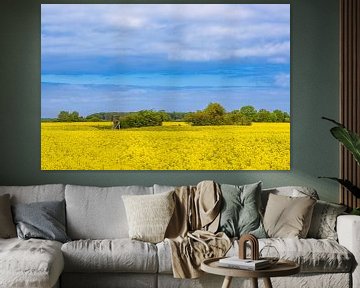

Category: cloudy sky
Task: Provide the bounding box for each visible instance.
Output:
[41,4,290,118]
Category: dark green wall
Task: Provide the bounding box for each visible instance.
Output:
[0,0,340,202]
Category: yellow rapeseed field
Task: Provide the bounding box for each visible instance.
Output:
[41,122,290,170]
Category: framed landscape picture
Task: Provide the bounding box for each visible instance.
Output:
[41,4,290,170]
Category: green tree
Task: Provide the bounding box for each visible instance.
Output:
[224,111,251,125]
[272,109,286,122]
[240,106,257,121]
[204,102,226,118]
[120,110,168,128]
[70,111,80,122]
[283,112,290,122]
[57,111,71,122]
[184,111,210,126]
[87,116,100,122]
[256,109,272,122]
[158,110,171,122]
[57,111,83,122]
[184,103,226,126]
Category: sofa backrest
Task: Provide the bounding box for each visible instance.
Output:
[154,184,319,210]
[0,184,65,204]
[0,183,320,240]
[153,184,176,194]
[65,184,153,240]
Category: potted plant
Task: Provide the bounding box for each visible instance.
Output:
[320,117,360,215]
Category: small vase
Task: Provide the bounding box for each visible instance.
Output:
[259,245,280,265]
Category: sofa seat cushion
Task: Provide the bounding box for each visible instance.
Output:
[62,239,158,273]
[157,238,353,274]
[230,238,353,273]
[0,238,64,288]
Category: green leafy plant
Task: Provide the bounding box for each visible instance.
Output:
[319,117,360,200]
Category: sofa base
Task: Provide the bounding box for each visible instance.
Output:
[60,272,351,288]
[157,272,351,288]
[60,273,157,288]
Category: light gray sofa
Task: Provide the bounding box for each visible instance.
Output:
[0,184,359,288]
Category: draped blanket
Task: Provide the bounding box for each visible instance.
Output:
[165,181,231,278]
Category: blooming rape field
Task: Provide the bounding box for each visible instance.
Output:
[41,122,290,170]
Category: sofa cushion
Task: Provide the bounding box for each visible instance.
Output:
[261,238,354,273]
[261,186,319,212]
[157,238,353,274]
[65,185,153,239]
[61,239,158,273]
[218,182,266,238]
[0,184,65,204]
[0,238,64,288]
[122,191,175,243]
[307,200,347,240]
[235,238,353,273]
[12,200,70,243]
[157,240,173,274]
[263,194,316,238]
[0,194,16,238]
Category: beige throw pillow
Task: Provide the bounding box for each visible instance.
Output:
[263,193,316,238]
[0,194,16,238]
[122,191,175,243]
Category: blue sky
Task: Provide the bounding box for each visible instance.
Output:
[41,4,290,118]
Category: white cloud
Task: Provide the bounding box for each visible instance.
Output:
[41,4,290,63]
[234,41,290,58]
[168,50,227,62]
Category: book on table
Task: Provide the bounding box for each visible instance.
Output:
[218,257,271,270]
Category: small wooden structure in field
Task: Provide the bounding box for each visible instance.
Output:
[112,117,121,129]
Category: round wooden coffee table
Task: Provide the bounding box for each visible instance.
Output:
[201,257,300,288]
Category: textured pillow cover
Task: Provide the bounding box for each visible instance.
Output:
[218,182,266,238]
[307,200,347,240]
[12,200,70,243]
[0,194,16,238]
[263,193,316,238]
[122,190,175,243]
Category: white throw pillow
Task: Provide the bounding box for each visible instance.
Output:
[122,191,175,243]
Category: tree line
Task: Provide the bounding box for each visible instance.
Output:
[56,111,128,122]
[53,103,290,128]
[184,103,289,126]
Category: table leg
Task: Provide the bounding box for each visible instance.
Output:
[263,277,273,288]
[251,278,258,288]
[221,276,233,288]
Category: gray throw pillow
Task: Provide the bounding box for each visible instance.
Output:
[12,200,70,243]
[307,200,347,240]
[218,182,266,238]
[0,194,16,238]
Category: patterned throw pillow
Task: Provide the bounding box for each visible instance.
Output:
[307,200,347,240]
[122,191,175,243]
[218,182,266,239]
[263,193,316,238]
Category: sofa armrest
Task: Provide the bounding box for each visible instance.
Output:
[337,215,360,288]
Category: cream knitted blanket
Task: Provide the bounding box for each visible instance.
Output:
[165,180,231,279]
